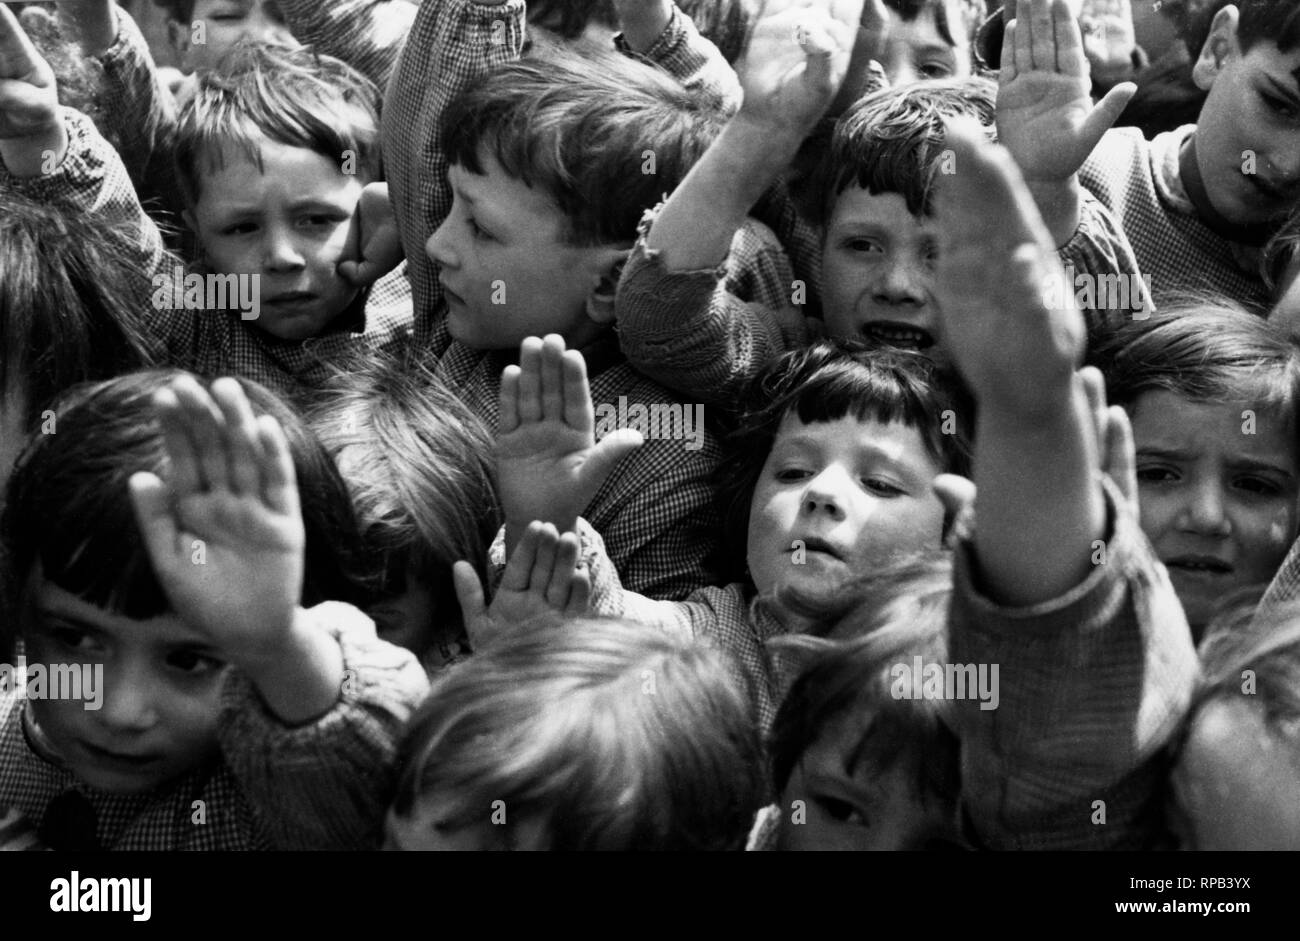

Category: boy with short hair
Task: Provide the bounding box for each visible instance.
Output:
[1066,0,1300,310]
[1,17,412,403]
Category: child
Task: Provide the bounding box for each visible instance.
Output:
[755,553,966,850]
[150,0,299,76]
[0,12,412,403]
[934,121,1197,850]
[617,4,1145,406]
[0,370,427,849]
[1088,304,1300,637]
[1070,0,1300,311]
[384,615,765,851]
[1169,600,1300,848]
[0,191,158,494]
[307,346,502,672]
[488,333,973,731]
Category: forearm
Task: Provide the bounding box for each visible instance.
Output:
[277,0,417,91]
[622,3,740,111]
[972,377,1105,607]
[233,608,347,726]
[646,117,802,271]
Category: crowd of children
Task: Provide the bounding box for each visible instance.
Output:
[0,0,1298,851]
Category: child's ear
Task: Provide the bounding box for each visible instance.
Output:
[583,247,631,326]
[1192,5,1241,91]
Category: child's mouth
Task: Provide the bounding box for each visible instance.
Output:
[1164,555,1233,576]
[78,740,161,769]
[861,322,934,349]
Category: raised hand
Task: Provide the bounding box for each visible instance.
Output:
[338,182,404,288]
[129,376,305,659]
[934,119,1084,416]
[497,335,644,550]
[454,522,591,651]
[734,0,865,140]
[996,0,1134,186]
[0,3,63,176]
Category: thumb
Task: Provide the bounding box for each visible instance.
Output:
[1080,81,1136,154]
[578,428,644,495]
[452,560,490,647]
[932,473,976,544]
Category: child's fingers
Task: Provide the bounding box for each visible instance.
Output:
[500,521,542,594]
[539,334,566,423]
[255,414,301,520]
[1000,20,1018,83]
[1028,0,1055,71]
[561,349,595,435]
[210,378,263,497]
[128,471,180,568]
[933,473,977,543]
[451,560,488,627]
[499,365,522,435]
[517,337,544,424]
[565,565,592,617]
[154,387,204,497]
[548,533,583,610]
[1078,365,1108,462]
[0,5,41,77]
[1103,404,1139,506]
[1080,82,1137,154]
[1052,0,1088,75]
[528,523,561,597]
[579,429,644,498]
[1011,10,1033,75]
[171,376,230,493]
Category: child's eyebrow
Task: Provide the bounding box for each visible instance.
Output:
[1227,457,1298,479]
[911,42,956,57]
[34,607,104,636]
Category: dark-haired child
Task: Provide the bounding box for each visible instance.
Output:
[0,191,159,494]
[1090,304,1300,637]
[617,6,1144,406]
[487,333,973,731]
[0,371,427,849]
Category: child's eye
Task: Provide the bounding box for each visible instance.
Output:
[844,237,883,254]
[1261,91,1298,120]
[774,467,811,482]
[299,214,343,229]
[815,795,869,828]
[863,477,906,497]
[919,62,952,79]
[166,649,225,676]
[222,222,258,236]
[1235,476,1283,497]
[42,623,105,655]
[1136,466,1179,485]
[468,218,494,242]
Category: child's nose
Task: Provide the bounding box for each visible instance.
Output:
[263,225,306,272]
[873,258,927,307]
[1179,482,1232,536]
[425,219,459,270]
[98,665,159,734]
[801,468,851,520]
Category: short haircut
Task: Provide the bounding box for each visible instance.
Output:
[799,76,997,227]
[391,616,765,850]
[0,192,157,430]
[442,42,729,247]
[174,42,381,207]
[1236,0,1300,55]
[714,340,973,585]
[308,343,501,646]
[1088,300,1300,427]
[1,370,371,644]
[767,552,962,836]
